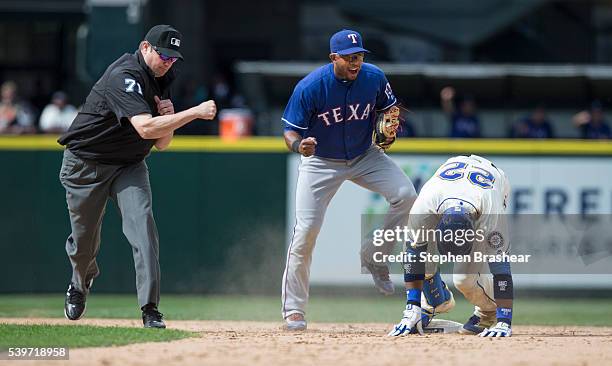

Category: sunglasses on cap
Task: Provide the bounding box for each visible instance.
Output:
[153,47,178,63]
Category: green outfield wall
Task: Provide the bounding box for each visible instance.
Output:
[0,136,611,294]
[0,137,288,294]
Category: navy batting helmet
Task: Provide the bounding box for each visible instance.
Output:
[435,206,475,256]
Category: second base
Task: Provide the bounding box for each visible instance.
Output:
[424,319,463,334]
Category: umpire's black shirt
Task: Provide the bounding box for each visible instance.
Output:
[59,51,176,165]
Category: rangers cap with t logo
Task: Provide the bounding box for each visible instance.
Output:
[329,29,370,55]
[145,24,183,60]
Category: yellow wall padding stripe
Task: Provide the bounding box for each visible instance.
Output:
[0,135,610,155]
[165,136,287,152]
[0,136,65,150]
[388,139,612,155]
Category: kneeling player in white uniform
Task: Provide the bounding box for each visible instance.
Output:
[388,155,514,337]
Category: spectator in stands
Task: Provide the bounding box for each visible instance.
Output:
[175,78,214,135]
[396,117,417,138]
[210,73,248,110]
[210,73,232,109]
[511,104,554,139]
[440,86,480,138]
[573,100,611,139]
[175,73,251,135]
[39,91,78,133]
[0,81,36,134]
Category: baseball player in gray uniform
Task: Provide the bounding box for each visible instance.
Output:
[280,29,417,330]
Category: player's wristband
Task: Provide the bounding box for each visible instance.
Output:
[496,307,512,325]
[291,139,301,154]
[406,288,421,307]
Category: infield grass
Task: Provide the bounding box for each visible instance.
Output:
[1,294,611,326]
[0,324,193,348]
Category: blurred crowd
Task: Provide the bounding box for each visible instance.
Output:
[173,74,250,136]
[0,79,609,140]
[0,80,78,135]
[0,73,252,138]
[397,86,610,140]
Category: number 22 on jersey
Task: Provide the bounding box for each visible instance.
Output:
[437,162,495,189]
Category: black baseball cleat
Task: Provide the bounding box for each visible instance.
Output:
[64,283,87,320]
[460,315,486,335]
[142,305,166,328]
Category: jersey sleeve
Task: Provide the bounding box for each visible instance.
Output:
[105,71,152,120]
[282,84,312,135]
[406,193,440,247]
[477,204,510,256]
[375,73,397,111]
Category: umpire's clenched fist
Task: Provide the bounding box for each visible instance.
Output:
[196,100,217,120]
[154,96,175,116]
[299,137,317,157]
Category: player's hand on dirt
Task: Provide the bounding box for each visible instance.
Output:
[387,304,424,336]
[299,137,317,157]
[440,86,455,101]
[479,321,512,337]
[196,100,217,120]
[154,96,174,116]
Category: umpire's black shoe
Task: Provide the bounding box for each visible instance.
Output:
[142,304,166,328]
[64,283,87,320]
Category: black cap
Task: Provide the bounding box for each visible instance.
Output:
[145,24,183,60]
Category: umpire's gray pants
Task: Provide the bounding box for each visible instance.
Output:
[59,149,160,308]
[282,145,416,318]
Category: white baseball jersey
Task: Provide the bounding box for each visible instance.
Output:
[407,155,511,254]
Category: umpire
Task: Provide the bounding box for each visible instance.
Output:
[58,25,216,328]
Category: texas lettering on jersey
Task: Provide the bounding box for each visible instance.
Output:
[282,63,396,159]
[317,103,373,126]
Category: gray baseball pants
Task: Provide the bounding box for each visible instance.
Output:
[282,145,416,318]
[59,149,160,308]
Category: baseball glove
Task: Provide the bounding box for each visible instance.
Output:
[373,105,401,150]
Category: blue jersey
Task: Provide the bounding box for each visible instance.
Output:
[582,120,611,139]
[282,63,396,160]
[450,113,480,138]
[515,117,554,139]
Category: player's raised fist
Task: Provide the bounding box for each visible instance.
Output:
[299,137,317,157]
[196,100,217,120]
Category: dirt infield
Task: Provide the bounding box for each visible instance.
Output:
[2,318,612,366]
